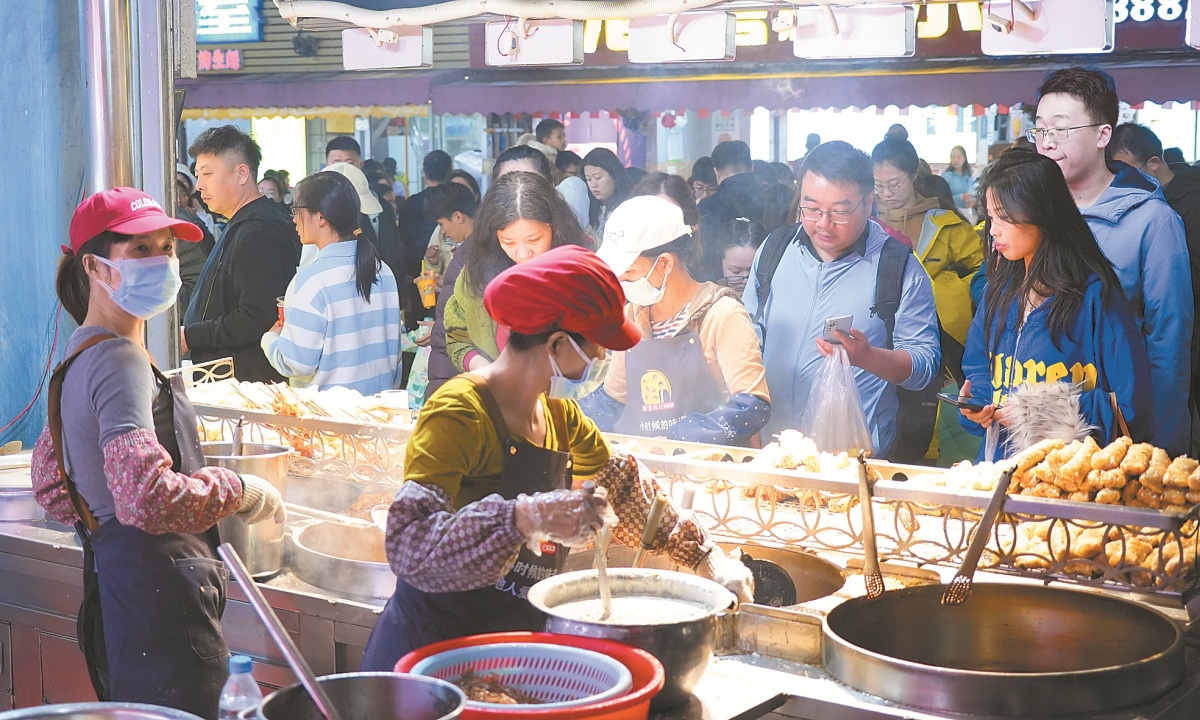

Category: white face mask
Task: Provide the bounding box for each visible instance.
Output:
[548,336,610,400]
[95,255,182,320]
[620,256,670,307]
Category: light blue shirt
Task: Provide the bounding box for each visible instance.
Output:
[743,220,941,456]
[263,241,402,396]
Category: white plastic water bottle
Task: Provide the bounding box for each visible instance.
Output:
[218,654,263,720]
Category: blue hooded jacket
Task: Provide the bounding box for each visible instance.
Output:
[959,274,1153,459]
[1083,165,1192,455]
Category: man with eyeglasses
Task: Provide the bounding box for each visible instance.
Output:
[1032,67,1191,456]
[743,141,941,458]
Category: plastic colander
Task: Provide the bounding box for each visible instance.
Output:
[408,642,632,710]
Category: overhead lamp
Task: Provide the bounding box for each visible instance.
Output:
[791,5,916,59]
[981,0,1114,56]
[627,12,737,63]
[485,19,585,67]
[342,26,432,69]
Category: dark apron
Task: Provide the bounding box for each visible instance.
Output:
[360,374,573,671]
[48,334,229,720]
[614,331,726,436]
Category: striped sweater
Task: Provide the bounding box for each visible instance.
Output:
[262,241,401,395]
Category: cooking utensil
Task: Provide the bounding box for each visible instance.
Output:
[631,492,667,569]
[594,526,613,620]
[823,584,1184,715]
[529,568,735,709]
[0,703,204,719]
[284,501,380,530]
[217,542,343,720]
[739,552,797,606]
[290,521,395,599]
[251,672,465,720]
[231,416,245,456]
[203,442,289,578]
[856,451,884,599]
[942,468,1014,605]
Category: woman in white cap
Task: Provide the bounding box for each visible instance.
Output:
[31,187,283,718]
[584,194,771,446]
[262,171,401,395]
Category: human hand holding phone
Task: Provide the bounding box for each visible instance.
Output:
[957,380,1003,428]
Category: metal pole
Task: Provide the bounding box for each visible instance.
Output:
[82,0,134,193]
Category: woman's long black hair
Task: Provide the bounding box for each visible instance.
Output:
[977,149,1121,356]
[295,171,382,302]
[463,171,588,296]
[581,148,633,228]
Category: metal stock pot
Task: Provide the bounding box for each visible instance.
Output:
[248,672,464,720]
[822,583,1185,715]
[0,703,203,719]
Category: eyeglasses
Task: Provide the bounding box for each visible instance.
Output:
[873,176,911,194]
[289,205,309,218]
[1025,123,1104,143]
[723,273,749,285]
[798,196,867,225]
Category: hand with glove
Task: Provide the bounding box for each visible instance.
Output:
[236,474,285,525]
[513,487,617,553]
[697,545,755,604]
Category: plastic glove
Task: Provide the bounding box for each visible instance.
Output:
[513,487,618,554]
[237,473,285,525]
[697,545,755,604]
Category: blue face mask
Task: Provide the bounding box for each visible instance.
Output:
[95,255,182,320]
[548,336,610,400]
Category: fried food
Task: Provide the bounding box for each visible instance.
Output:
[1164,457,1198,489]
[1138,448,1171,493]
[1014,539,1051,569]
[1105,536,1155,567]
[1187,490,1200,505]
[1136,486,1164,509]
[1014,439,1065,475]
[1123,479,1142,505]
[1091,436,1132,471]
[1047,441,1082,471]
[1189,466,1200,493]
[1120,443,1154,476]
[1068,490,1092,503]
[454,670,543,705]
[1029,482,1063,499]
[1162,488,1187,507]
[1055,437,1099,492]
[1095,488,1122,505]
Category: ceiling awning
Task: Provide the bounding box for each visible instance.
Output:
[180,104,428,120]
[179,64,1200,117]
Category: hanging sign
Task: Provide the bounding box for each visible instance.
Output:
[196,0,263,44]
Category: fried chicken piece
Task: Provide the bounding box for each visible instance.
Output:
[1097,469,1128,489]
[1068,490,1093,503]
[1138,448,1171,493]
[1029,482,1063,499]
[1047,441,1082,471]
[1189,466,1200,493]
[1019,520,1054,543]
[1123,479,1142,505]
[1095,488,1122,505]
[1163,488,1187,507]
[1014,438,1065,475]
[1187,491,1200,506]
[1055,437,1099,492]
[1120,443,1155,476]
[1136,486,1164,509]
[1091,436,1132,471]
[1028,462,1056,487]
[1014,539,1052,569]
[1165,457,1199,489]
[1105,536,1155,567]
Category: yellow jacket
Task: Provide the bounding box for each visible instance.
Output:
[913,209,983,346]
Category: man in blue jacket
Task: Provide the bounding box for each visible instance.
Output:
[743,142,941,458]
[1033,68,1193,456]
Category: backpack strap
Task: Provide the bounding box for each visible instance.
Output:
[752,224,804,331]
[873,236,913,351]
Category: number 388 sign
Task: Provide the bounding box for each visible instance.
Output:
[1114,0,1185,23]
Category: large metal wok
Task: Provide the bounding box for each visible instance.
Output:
[822,583,1185,716]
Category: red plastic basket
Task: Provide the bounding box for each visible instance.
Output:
[396,632,665,720]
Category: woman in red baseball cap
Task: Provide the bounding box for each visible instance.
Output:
[361,245,754,672]
[30,187,284,717]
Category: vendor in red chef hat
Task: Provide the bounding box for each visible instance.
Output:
[361,245,753,671]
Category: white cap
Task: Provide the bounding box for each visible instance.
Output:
[321,161,384,215]
[175,163,197,188]
[596,195,692,277]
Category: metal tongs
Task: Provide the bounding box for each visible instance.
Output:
[857,451,885,599]
[942,467,1016,605]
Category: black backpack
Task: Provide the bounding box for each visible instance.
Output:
[753,226,940,464]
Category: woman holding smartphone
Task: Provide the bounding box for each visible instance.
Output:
[957,151,1152,458]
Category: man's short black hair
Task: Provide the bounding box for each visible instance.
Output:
[1164,147,1187,165]
[556,150,582,173]
[536,118,565,143]
[1109,123,1163,165]
[188,125,262,179]
[711,141,753,174]
[424,182,479,223]
[423,150,453,183]
[325,136,362,158]
[799,141,874,195]
[1038,67,1119,128]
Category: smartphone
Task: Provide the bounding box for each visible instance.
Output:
[822,314,854,344]
[937,391,990,412]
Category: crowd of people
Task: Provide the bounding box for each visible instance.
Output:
[163,65,1200,467]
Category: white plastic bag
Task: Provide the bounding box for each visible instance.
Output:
[798,346,874,455]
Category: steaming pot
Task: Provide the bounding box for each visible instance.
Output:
[202,442,289,578]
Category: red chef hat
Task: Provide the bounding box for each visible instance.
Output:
[484,245,641,352]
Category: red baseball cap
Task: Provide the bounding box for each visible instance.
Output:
[484,245,641,352]
[66,187,203,254]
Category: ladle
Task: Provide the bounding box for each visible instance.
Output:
[218,543,342,720]
[856,452,884,599]
[284,502,380,530]
[942,467,1015,605]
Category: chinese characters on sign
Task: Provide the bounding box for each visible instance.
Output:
[197,49,242,72]
[195,0,263,44]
